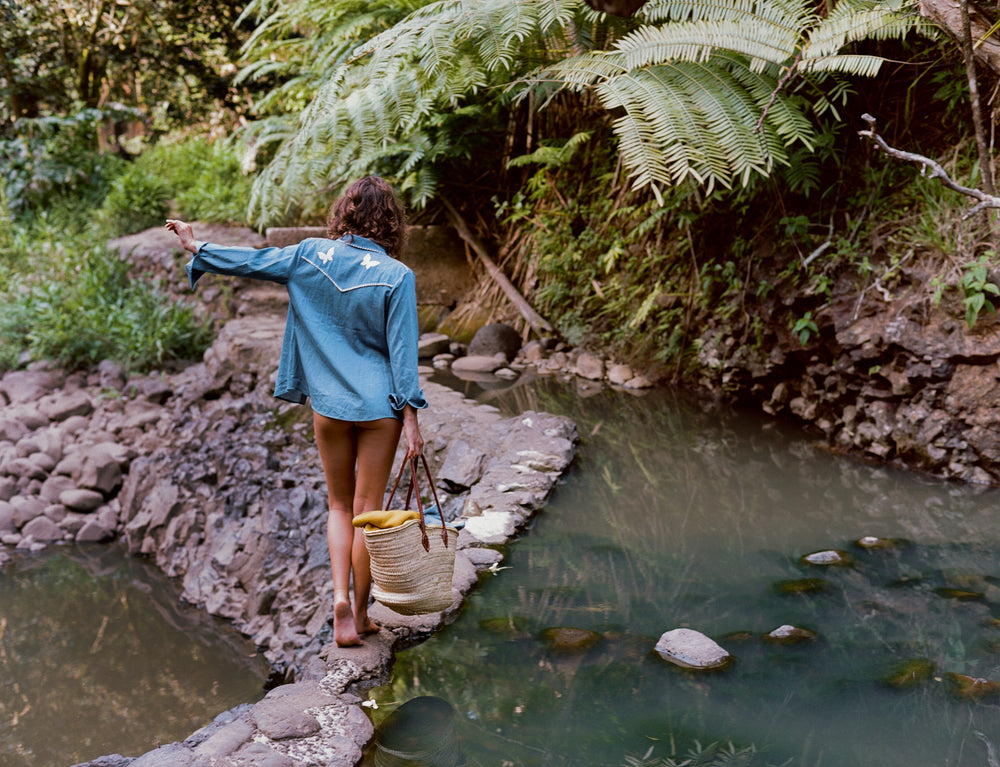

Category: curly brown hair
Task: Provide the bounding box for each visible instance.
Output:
[326,176,408,256]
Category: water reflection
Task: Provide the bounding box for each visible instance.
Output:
[370,373,1000,766]
[363,696,465,767]
[0,545,268,766]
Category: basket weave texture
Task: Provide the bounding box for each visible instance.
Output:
[365,518,458,615]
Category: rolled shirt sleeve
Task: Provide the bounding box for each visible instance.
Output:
[386,269,427,413]
[186,243,298,289]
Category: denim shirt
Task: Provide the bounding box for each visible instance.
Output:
[186,234,427,422]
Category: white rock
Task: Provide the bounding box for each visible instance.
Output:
[655,628,732,669]
[607,364,634,385]
[624,375,653,389]
[575,352,605,381]
[802,549,850,566]
[451,355,504,373]
[764,624,818,644]
[463,512,519,544]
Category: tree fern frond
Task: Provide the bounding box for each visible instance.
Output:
[800,53,886,77]
[723,54,812,145]
[528,52,629,90]
[805,0,918,59]
[399,164,439,208]
[638,0,811,28]
[508,130,594,167]
[243,0,929,225]
[610,21,799,73]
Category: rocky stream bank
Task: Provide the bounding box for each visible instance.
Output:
[8,218,1000,765]
[0,332,578,766]
[0,223,595,767]
[695,272,1000,487]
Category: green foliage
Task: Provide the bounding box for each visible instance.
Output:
[1,0,251,132]
[0,109,132,217]
[241,0,927,224]
[101,137,253,230]
[498,136,704,370]
[791,311,819,345]
[99,167,171,236]
[958,253,1000,328]
[0,236,212,373]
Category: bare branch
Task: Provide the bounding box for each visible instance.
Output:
[858,113,1000,220]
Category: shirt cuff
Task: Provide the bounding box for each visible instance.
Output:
[389,392,428,411]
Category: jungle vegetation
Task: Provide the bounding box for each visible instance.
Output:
[1,0,998,379]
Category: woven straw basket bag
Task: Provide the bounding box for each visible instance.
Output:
[364,455,458,615]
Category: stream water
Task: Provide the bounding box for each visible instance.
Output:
[5,372,1000,767]
[365,372,1000,767]
[0,545,268,766]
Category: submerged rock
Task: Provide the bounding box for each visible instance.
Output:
[934,587,985,601]
[479,615,529,636]
[654,628,732,670]
[944,673,1000,701]
[882,658,936,689]
[763,625,818,645]
[855,536,898,550]
[540,627,603,654]
[371,696,464,767]
[801,549,852,566]
[774,578,828,596]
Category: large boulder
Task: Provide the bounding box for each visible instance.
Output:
[468,323,521,362]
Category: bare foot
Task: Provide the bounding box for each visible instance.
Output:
[356,616,380,635]
[334,600,362,647]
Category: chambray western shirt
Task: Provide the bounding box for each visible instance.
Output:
[186,234,427,422]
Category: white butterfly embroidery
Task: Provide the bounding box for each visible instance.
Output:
[361,253,380,269]
[318,247,335,264]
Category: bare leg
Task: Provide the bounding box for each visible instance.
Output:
[351,417,403,634]
[314,412,401,645]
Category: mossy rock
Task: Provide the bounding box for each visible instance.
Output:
[934,587,985,601]
[774,578,828,596]
[478,615,529,636]
[882,658,935,689]
[539,627,603,654]
[945,673,1000,701]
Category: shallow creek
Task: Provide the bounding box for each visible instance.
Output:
[365,373,1000,767]
[4,373,1000,767]
[0,545,268,766]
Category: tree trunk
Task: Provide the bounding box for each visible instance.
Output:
[920,0,1000,73]
[440,197,556,338]
[960,0,995,195]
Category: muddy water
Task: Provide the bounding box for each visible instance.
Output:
[366,373,1000,767]
[0,545,267,766]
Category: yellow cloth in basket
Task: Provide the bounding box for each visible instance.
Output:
[352,508,420,531]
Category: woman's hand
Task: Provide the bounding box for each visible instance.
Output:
[165,220,197,253]
[403,405,424,458]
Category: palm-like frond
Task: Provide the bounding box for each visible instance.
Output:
[244,0,925,224]
[524,0,921,192]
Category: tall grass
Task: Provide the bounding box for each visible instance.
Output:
[0,193,212,373]
[0,235,212,373]
[98,137,253,237]
[0,131,249,374]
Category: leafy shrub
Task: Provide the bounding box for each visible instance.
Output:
[0,241,212,373]
[958,253,1000,327]
[135,137,253,224]
[0,108,132,219]
[99,166,171,236]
